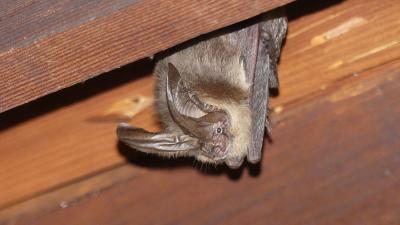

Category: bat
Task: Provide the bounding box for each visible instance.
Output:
[117,10,287,169]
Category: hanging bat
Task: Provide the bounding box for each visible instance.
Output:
[117,10,287,169]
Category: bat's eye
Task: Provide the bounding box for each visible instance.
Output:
[216,127,223,134]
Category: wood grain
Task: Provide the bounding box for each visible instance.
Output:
[1,0,399,221]
[7,54,400,225]
[0,61,157,208]
[273,0,400,107]
[0,165,143,224]
[0,0,293,113]
[0,0,139,52]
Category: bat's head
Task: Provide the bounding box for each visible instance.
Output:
[165,63,233,163]
[117,63,250,169]
[177,109,231,161]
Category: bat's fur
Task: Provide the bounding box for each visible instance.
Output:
[155,33,252,163]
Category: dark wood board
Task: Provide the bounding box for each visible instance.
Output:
[0,0,293,113]
[0,0,139,52]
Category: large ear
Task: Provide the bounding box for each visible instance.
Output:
[167,63,207,118]
[117,123,200,154]
[167,63,230,140]
[168,63,219,114]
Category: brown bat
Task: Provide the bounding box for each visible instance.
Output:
[117,10,287,169]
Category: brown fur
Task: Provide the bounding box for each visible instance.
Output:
[154,29,253,163]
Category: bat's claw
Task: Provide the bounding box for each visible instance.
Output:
[265,118,272,133]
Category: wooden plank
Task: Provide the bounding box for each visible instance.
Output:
[0,60,157,208]
[7,54,400,225]
[271,59,400,123]
[0,165,144,224]
[0,0,293,113]
[273,0,400,107]
[0,0,140,52]
[0,0,399,212]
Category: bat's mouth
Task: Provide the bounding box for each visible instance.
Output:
[213,146,227,158]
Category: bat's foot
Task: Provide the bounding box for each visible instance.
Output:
[265,117,272,133]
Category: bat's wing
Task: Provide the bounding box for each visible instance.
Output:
[232,10,287,164]
[261,12,288,90]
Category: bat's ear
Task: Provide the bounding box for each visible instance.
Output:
[117,123,200,153]
[167,63,181,100]
[168,63,181,82]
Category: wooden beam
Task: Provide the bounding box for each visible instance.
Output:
[7,55,400,225]
[0,165,144,223]
[1,0,399,211]
[0,62,157,209]
[275,0,400,107]
[0,0,294,113]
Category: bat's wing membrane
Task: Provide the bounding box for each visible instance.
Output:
[233,10,287,164]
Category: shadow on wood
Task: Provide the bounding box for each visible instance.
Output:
[117,140,263,180]
[0,59,154,132]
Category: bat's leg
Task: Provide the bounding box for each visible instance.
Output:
[265,109,272,133]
